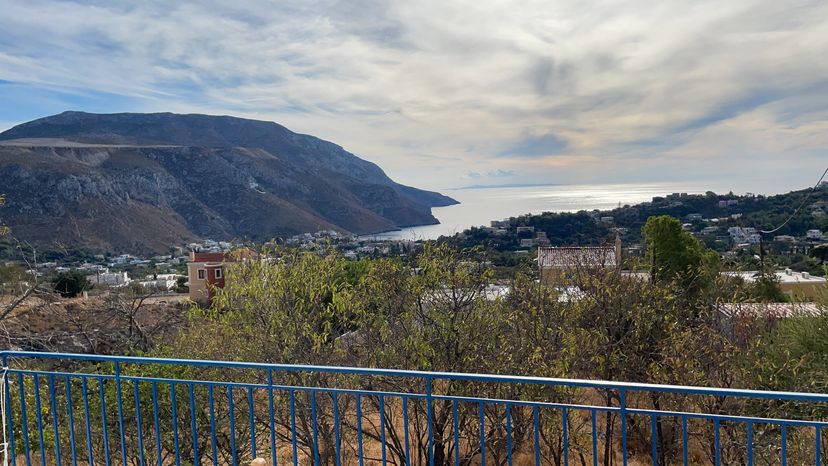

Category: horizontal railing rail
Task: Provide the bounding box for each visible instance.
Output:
[1,351,826,466]
[5,351,828,403]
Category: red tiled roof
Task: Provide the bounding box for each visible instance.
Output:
[190,248,258,263]
[538,246,617,268]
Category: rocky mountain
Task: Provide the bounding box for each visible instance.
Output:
[0,111,457,253]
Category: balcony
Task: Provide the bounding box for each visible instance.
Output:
[1,352,826,465]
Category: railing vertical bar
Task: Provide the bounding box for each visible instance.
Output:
[34,375,46,466]
[781,424,788,466]
[650,414,657,466]
[113,363,125,466]
[591,409,597,466]
[562,407,569,466]
[267,370,277,466]
[816,426,821,466]
[332,393,341,466]
[403,396,410,466]
[747,422,753,466]
[310,392,320,466]
[479,402,486,466]
[97,377,110,466]
[227,386,237,466]
[620,389,628,466]
[18,373,32,466]
[682,416,688,466]
[134,381,145,466]
[81,377,93,466]
[4,354,17,466]
[151,382,161,466]
[356,394,364,466]
[714,419,720,466]
[426,378,434,466]
[289,390,297,466]
[247,386,255,460]
[533,405,540,466]
[506,404,513,466]
[171,383,181,466]
[188,383,199,466]
[380,395,387,466]
[47,374,63,466]
[208,385,218,466]
[452,400,459,466]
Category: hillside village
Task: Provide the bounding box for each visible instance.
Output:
[4,186,826,310]
[456,185,828,266]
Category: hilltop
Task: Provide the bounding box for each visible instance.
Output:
[0,111,456,253]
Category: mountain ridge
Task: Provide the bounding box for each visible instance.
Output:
[0,111,457,253]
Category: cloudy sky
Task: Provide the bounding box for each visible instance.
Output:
[1,0,827,192]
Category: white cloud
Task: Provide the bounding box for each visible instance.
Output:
[1,0,826,192]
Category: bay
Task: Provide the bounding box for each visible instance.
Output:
[365,182,735,241]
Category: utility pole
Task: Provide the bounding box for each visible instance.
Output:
[759,235,766,280]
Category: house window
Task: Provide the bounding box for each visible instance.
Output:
[197,269,206,280]
[215,268,222,279]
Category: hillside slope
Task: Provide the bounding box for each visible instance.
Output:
[0,112,457,253]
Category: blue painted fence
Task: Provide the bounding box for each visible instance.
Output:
[1,351,826,466]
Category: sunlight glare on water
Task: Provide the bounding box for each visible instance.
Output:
[365,182,734,241]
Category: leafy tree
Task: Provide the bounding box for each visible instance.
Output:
[52,270,91,297]
[642,215,718,293]
[174,275,189,293]
[811,243,828,263]
[749,273,788,303]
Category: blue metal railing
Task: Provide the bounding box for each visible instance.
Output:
[1,351,827,466]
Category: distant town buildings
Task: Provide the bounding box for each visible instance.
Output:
[87,270,130,287]
[806,229,825,241]
[701,226,720,235]
[519,238,537,248]
[728,227,759,244]
[773,235,796,243]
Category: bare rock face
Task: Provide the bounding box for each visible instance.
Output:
[0,112,457,253]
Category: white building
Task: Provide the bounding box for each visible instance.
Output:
[806,229,824,241]
[140,273,183,291]
[728,227,758,244]
[88,271,130,287]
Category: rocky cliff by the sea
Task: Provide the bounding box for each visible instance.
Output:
[0,111,456,253]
